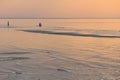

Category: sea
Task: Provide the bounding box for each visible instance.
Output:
[0,19,120,80]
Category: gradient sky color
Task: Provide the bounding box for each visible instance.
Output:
[0,0,120,18]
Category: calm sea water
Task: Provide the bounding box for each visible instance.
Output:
[0,19,120,80]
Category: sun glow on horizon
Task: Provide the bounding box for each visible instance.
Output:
[0,0,120,18]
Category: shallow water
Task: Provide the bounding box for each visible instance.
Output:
[0,19,120,80]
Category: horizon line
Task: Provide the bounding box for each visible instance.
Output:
[0,17,120,19]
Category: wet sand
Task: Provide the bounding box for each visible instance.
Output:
[0,50,120,80]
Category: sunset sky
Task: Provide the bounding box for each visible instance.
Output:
[0,0,120,18]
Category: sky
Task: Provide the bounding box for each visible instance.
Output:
[0,0,120,18]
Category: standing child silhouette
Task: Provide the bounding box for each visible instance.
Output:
[7,21,10,28]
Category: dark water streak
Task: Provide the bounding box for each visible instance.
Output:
[21,30,120,38]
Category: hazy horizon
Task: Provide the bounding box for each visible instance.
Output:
[0,17,120,19]
[0,0,120,18]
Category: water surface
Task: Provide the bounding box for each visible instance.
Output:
[0,19,120,80]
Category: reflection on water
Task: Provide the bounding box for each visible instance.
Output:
[0,19,120,80]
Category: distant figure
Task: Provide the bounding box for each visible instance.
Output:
[38,22,42,27]
[7,21,10,27]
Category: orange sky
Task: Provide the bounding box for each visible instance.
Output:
[0,0,120,18]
